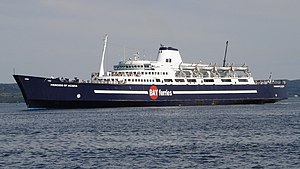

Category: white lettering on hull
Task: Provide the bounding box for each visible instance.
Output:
[273,85,285,88]
[50,84,78,88]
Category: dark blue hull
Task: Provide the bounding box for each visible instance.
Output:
[14,75,288,109]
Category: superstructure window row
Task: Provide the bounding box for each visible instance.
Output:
[143,72,168,75]
[111,71,169,76]
[114,64,152,70]
[125,79,155,82]
[114,65,144,70]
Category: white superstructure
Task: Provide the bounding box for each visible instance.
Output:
[91,45,255,85]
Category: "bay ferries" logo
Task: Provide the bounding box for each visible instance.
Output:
[149,85,173,100]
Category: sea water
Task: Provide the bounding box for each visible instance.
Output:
[0,99,299,168]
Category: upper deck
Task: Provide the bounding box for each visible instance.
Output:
[87,45,261,85]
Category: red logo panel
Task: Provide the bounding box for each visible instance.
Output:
[149,85,158,100]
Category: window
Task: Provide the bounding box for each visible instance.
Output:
[165,58,172,63]
[238,79,248,82]
[204,79,214,82]
[164,79,173,82]
[187,79,196,82]
[221,79,232,82]
[156,79,161,82]
[175,79,185,82]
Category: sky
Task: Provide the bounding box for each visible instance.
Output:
[1,0,300,83]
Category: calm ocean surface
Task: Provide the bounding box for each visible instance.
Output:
[0,99,299,168]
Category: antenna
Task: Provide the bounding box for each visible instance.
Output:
[268,72,272,82]
[99,34,108,77]
[223,41,229,67]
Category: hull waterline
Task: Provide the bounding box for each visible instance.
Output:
[14,75,287,109]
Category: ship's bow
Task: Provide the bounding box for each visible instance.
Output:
[13,75,30,106]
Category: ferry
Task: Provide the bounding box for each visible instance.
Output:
[14,35,287,108]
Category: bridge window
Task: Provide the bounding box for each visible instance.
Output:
[165,58,172,63]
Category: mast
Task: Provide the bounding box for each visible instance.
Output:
[223,41,228,67]
[99,34,108,77]
[123,47,126,61]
